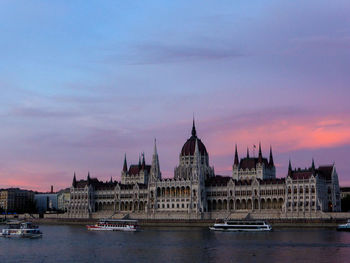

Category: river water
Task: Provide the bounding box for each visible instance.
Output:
[0,225,350,263]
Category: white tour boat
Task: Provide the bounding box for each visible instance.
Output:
[210,220,272,232]
[337,219,350,231]
[87,219,139,232]
[1,221,43,238]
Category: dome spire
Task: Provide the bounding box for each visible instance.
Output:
[191,117,197,137]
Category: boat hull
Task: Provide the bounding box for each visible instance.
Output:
[0,232,43,238]
[209,227,272,232]
[87,225,137,232]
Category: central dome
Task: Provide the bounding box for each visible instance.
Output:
[180,120,208,156]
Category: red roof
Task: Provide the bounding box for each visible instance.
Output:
[239,157,269,170]
[289,165,333,181]
[181,136,208,156]
[290,171,314,180]
[128,165,151,175]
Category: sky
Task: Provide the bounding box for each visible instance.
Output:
[0,0,350,192]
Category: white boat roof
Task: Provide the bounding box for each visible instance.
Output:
[99,219,138,222]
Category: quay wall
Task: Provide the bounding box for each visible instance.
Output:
[2,212,350,227]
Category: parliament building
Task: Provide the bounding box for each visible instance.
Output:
[68,121,341,219]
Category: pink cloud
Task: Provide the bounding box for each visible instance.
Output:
[207,115,350,157]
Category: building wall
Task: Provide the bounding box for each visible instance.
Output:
[34,194,58,213]
[0,189,34,213]
[58,191,70,212]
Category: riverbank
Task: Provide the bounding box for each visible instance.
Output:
[5,217,345,228]
[2,212,349,227]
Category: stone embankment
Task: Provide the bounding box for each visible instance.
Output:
[2,212,350,227]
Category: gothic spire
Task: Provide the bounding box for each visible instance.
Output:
[246,147,250,158]
[154,138,158,155]
[138,154,141,169]
[311,158,315,171]
[191,117,197,137]
[234,144,239,166]
[87,171,91,185]
[123,153,128,172]
[258,142,263,162]
[141,152,146,170]
[150,138,161,181]
[269,146,274,167]
[72,172,77,188]
[288,159,292,172]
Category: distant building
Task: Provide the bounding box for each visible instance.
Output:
[340,187,350,199]
[67,120,341,218]
[0,188,35,213]
[57,188,70,212]
[34,193,58,213]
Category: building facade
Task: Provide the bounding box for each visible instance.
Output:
[34,193,58,213]
[0,188,35,213]
[57,188,71,212]
[68,121,341,218]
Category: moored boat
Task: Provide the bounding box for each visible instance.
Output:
[337,219,350,231]
[209,220,272,232]
[1,221,43,238]
[87,219,139,232]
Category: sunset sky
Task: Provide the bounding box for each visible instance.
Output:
[0,0,350,191]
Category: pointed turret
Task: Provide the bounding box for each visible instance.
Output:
[138,154,141,169]
[191,117,197,137]
[123,153,128,172]
[311,158,315,171]
[110,176,113,183]
[288,159,292,174]
[258,142,263,163]
[141,152,146,170]
[154,138,158,155]
[87,172,91,185]
[72,172,77,188]
[150,138,161,181]
[269,146,274,167]
[234,144,239,166]
[246,147,250,158]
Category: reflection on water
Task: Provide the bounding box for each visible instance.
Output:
[0,226,350,263]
